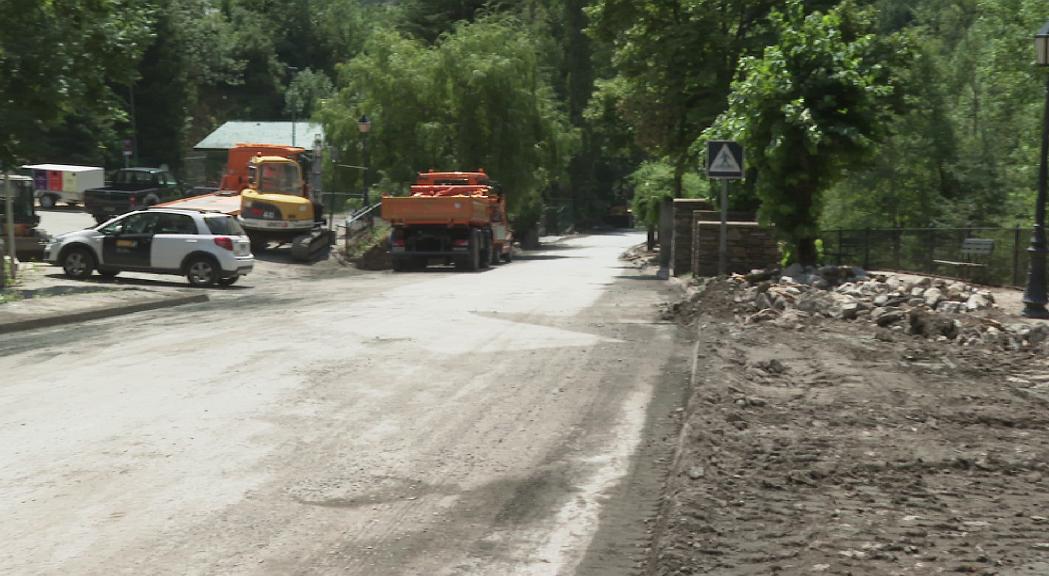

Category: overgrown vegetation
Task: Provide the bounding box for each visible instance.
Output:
[2,0,1048,252]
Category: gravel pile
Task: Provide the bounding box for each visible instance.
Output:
[723,265,1049,351]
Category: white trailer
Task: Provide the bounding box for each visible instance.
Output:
[22,164,105,209]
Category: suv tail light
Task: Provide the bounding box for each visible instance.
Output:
[213,237,234,251]
[452,239,469,247]
[129,196,136,208]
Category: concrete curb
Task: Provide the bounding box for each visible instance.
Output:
[0,293,210,335]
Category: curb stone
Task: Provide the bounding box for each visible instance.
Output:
[0,293,210,335]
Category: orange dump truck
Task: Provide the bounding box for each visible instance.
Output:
[382,171,512,271]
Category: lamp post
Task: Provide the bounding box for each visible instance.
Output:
[1022,22,1049,318]
[286,66,299,147]
[358,115,371,210]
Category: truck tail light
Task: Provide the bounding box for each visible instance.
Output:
[213,237,234,251]
[392,239,405,247]
[129,196,136,208]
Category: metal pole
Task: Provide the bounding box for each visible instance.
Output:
[1014,225,1022,287]
[719,179,728,276]
[1023,73,1049,318]
[129,85,138,165]
[362,133,370,225]
[657,196,673,279]
[4,172,15,281]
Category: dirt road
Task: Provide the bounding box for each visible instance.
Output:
[0,233,689,575]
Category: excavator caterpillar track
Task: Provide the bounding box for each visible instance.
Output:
[290,227,330,262]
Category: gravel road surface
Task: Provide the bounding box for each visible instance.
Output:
[0,232,687,576]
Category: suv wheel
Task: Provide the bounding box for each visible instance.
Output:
[217,275,239,286]
[62,246,95,280]
[186,256,218,287]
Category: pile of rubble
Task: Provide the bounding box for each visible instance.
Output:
[727,265,1049,351]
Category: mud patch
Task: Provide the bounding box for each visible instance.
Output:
[647,280,1049,575]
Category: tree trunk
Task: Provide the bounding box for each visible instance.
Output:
[647,225,656,251]
[797,237,818,268]
[672,156,686,198]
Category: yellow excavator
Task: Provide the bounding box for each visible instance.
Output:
[161,149,329,261]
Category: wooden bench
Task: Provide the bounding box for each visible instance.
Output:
[933,238,994,280]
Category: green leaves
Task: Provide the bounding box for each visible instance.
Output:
[705,0,908,265]
[321,16,576,231]
[0,0,152,166]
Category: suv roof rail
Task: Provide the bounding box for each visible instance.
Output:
[144,205,224,214]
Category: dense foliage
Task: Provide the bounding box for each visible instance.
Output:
[705,0,907,264]
[2,0,1049,242]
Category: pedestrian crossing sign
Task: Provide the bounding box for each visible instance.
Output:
[707,141,744,180]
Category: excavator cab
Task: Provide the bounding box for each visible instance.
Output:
[248,159,303,196]
[239,156,321,253]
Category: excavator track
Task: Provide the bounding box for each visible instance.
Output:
[290,227,330,262]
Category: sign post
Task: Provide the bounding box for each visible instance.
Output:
[706,140,745,276]
[122,139,133,169]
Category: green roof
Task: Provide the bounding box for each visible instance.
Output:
[193,121,325,150]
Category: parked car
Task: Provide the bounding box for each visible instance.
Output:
[83,168,185,223]
[46,208,254,286]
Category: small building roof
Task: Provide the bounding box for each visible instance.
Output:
[22,164,104,172]
[193,121,325,151]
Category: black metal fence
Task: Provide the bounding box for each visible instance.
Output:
[821,227,1031,287]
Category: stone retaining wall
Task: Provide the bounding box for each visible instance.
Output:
[693,221,780,277]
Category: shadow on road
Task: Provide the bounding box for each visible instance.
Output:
[252,245,333,265]
[513,254,580,261]
[43,273,249,291]
[614,274,664,281]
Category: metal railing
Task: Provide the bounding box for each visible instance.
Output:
[821,227,1031,287]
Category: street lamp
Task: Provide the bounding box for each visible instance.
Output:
[1023,21,1049,318]
[287,66,299,147]
[358,115,371,209]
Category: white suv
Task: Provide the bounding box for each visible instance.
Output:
[46,208,254,287]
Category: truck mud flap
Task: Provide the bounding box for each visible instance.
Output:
[290,228,330,262]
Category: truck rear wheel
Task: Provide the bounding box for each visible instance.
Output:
[456,233,481,272]
[490,239,500,266]
[480,233,492,269]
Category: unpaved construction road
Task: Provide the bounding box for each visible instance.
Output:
[0,233,690,576]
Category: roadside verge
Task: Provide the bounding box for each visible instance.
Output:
[0,291,209,335]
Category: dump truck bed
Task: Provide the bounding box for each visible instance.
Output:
[156,190,242,215]
[382,195,491,226]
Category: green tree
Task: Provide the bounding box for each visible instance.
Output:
[706,0,908,265]
[587,0,788,198]
[0,0,152,167]
[321,16,576,234]
[286,68,335,119]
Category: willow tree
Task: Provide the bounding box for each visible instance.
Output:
[705,0,908,266]
[321,16,576,234]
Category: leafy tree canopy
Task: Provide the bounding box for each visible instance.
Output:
[704,0,909,265]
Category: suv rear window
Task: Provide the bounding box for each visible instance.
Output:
[204,215,245,235]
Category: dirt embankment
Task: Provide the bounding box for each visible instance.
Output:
[648,278,1049,575]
